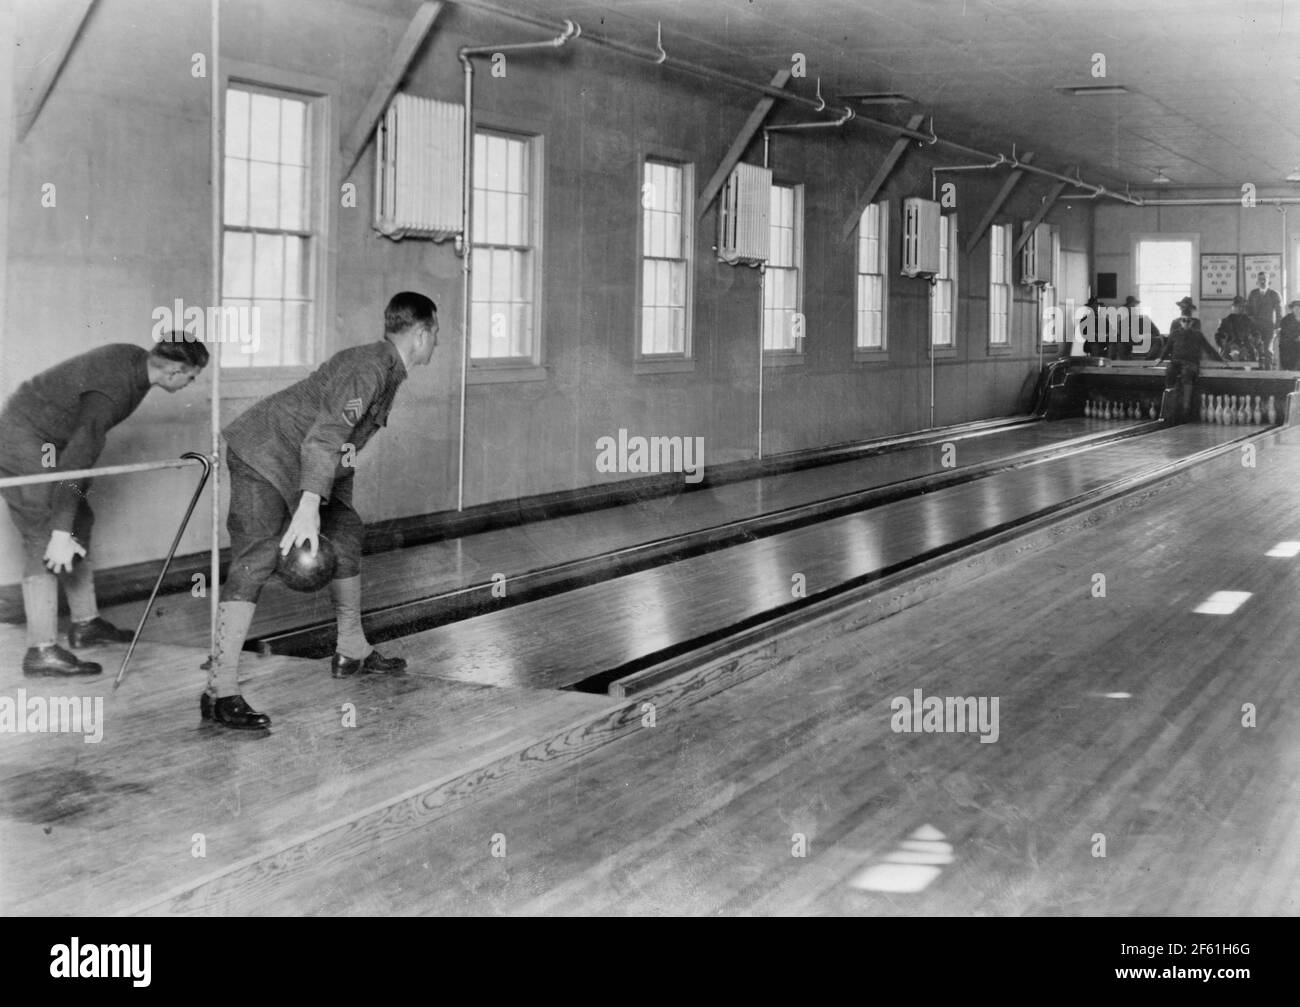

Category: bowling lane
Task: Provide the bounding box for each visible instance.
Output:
[381,422,1265,691]
[277,427,1300,916]
[102,416,1142,648]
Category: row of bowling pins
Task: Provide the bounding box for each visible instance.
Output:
[1200,394,1276,425]
[1084,397,1158,421]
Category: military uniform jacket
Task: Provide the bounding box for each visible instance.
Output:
[1215,314,1262,356]
[1162,318,1217,365]
[223,340,407,506]
[0,344,152,528]
[1247,288,1283,332]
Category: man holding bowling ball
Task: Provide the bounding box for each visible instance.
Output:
[204,292,439,731]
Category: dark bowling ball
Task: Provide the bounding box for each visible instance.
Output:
[275,535,338,592]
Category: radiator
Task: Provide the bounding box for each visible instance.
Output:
[717,163,771,265]
[373,93,464,241]
[901,197,941,277]
[1020,222,1055,286]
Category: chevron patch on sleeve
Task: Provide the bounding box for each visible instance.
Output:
[341,397,364,426]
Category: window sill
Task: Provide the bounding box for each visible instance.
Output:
[986,343,1013,355]
[853,348,890,364]
[466,364,549,384]
[928,345,959,360]
[763,351,805,367]
[634,358,696,375]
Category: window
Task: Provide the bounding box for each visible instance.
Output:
[930,214,959,347]
[856,202,889,350]
[640,160,692,356]
[989,223,1012,345]
[763,183,804,352]
[222,84,320,368]
[1134,236,1196,330]
[1039,225,1062,343]
[472,129,539,361]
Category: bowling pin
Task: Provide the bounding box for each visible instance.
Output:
[1199,394,1208,422]
[1214,395,1225,423]
[1267,395,1278,424]
[1253,395,1262,425]
[1149,399,1158,420]
[1240,397,1250,424]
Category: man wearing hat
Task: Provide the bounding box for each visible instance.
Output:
[1214,295,1266,364]
[1159,297,1224,422]
[1278,299,1300,370]
[1122,294,1162,360]
[1247,271,1283,364]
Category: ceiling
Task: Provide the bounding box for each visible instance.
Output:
[454,0,1300,191]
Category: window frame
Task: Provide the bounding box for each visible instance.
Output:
[854,200,890,360]
[1131,232,1200,334]
[466,116,547,385]
[635,149,696,374]
[762,180,805,364]
[217,61,337,391]
[929,212,959,356]
[988,222,1012,350]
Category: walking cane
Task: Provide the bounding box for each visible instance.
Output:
[113,451,213,690]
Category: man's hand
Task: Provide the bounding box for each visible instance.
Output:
[44,530,87,573]
[280,492,322,556]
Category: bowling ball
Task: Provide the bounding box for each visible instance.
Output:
[275,535,338,592]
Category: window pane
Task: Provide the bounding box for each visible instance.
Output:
[280,165,306,231]
[249,161,279,228]
[223,232,254,297]
[223,157,248,227]
[280,100,306,166]
[226,90,250,159]
[249,93,281,162]
[253,233,285,298]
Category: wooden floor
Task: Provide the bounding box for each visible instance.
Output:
[277,426,1300,916]
[1,418,1291,914]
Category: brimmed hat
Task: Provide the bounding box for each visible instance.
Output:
[1176,296,1196,309]
[1231,294,1247,306]
[1290,299,1300,309]
[1124,295,1140,307]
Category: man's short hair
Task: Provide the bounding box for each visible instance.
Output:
[150,336,209,369]
[384,292,438,335]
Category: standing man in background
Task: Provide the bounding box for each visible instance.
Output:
[0,338,209,676]
[1278,299,1300,371]
[1159,297,1224,423]
[202,291,439,731]
[1247,271,1283,367]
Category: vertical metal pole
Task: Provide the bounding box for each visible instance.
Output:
[209,0,221,657]
[457,57,473,511]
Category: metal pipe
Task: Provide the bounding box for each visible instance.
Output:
[455,20,579,512]
[209,0,221,661]
[1137,197,1300,205]
[453,0,1141,205]
[931,160,1004,200]
[0,456,206,490]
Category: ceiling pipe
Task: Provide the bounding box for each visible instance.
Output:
[1138,197,1300,206]
[932,158,1005,200]
[454,0,1143,206]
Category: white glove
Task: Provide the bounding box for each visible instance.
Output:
[44,530,87,574]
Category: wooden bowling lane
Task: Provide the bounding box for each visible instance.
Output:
[0,626,608,915]
[271,429,1300,916]
[96,417,1120,651]
[375,421,1268,692]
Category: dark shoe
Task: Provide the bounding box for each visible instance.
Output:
[331,649,407,679]
[23,645,102,677]
[200,692,271,730]
[68,617,134,648]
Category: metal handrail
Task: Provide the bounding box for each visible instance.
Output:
[0,455,208,489]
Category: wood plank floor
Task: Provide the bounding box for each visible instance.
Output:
[0,630,606,914]
[268,427,1300,916]
[97,418,1111,649]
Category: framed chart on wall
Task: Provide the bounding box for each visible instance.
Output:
[1242,253,1283,290]
[1200,253,1238,299]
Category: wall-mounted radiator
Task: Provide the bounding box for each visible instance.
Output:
[1019,222,1055,286]
[901,197,941,277]
[717,163,771,265]
[373,93,464,241]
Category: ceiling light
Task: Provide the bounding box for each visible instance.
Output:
[1287,167,1300,183]
[1055,84,1130,96]
[1152,168,1172,184]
